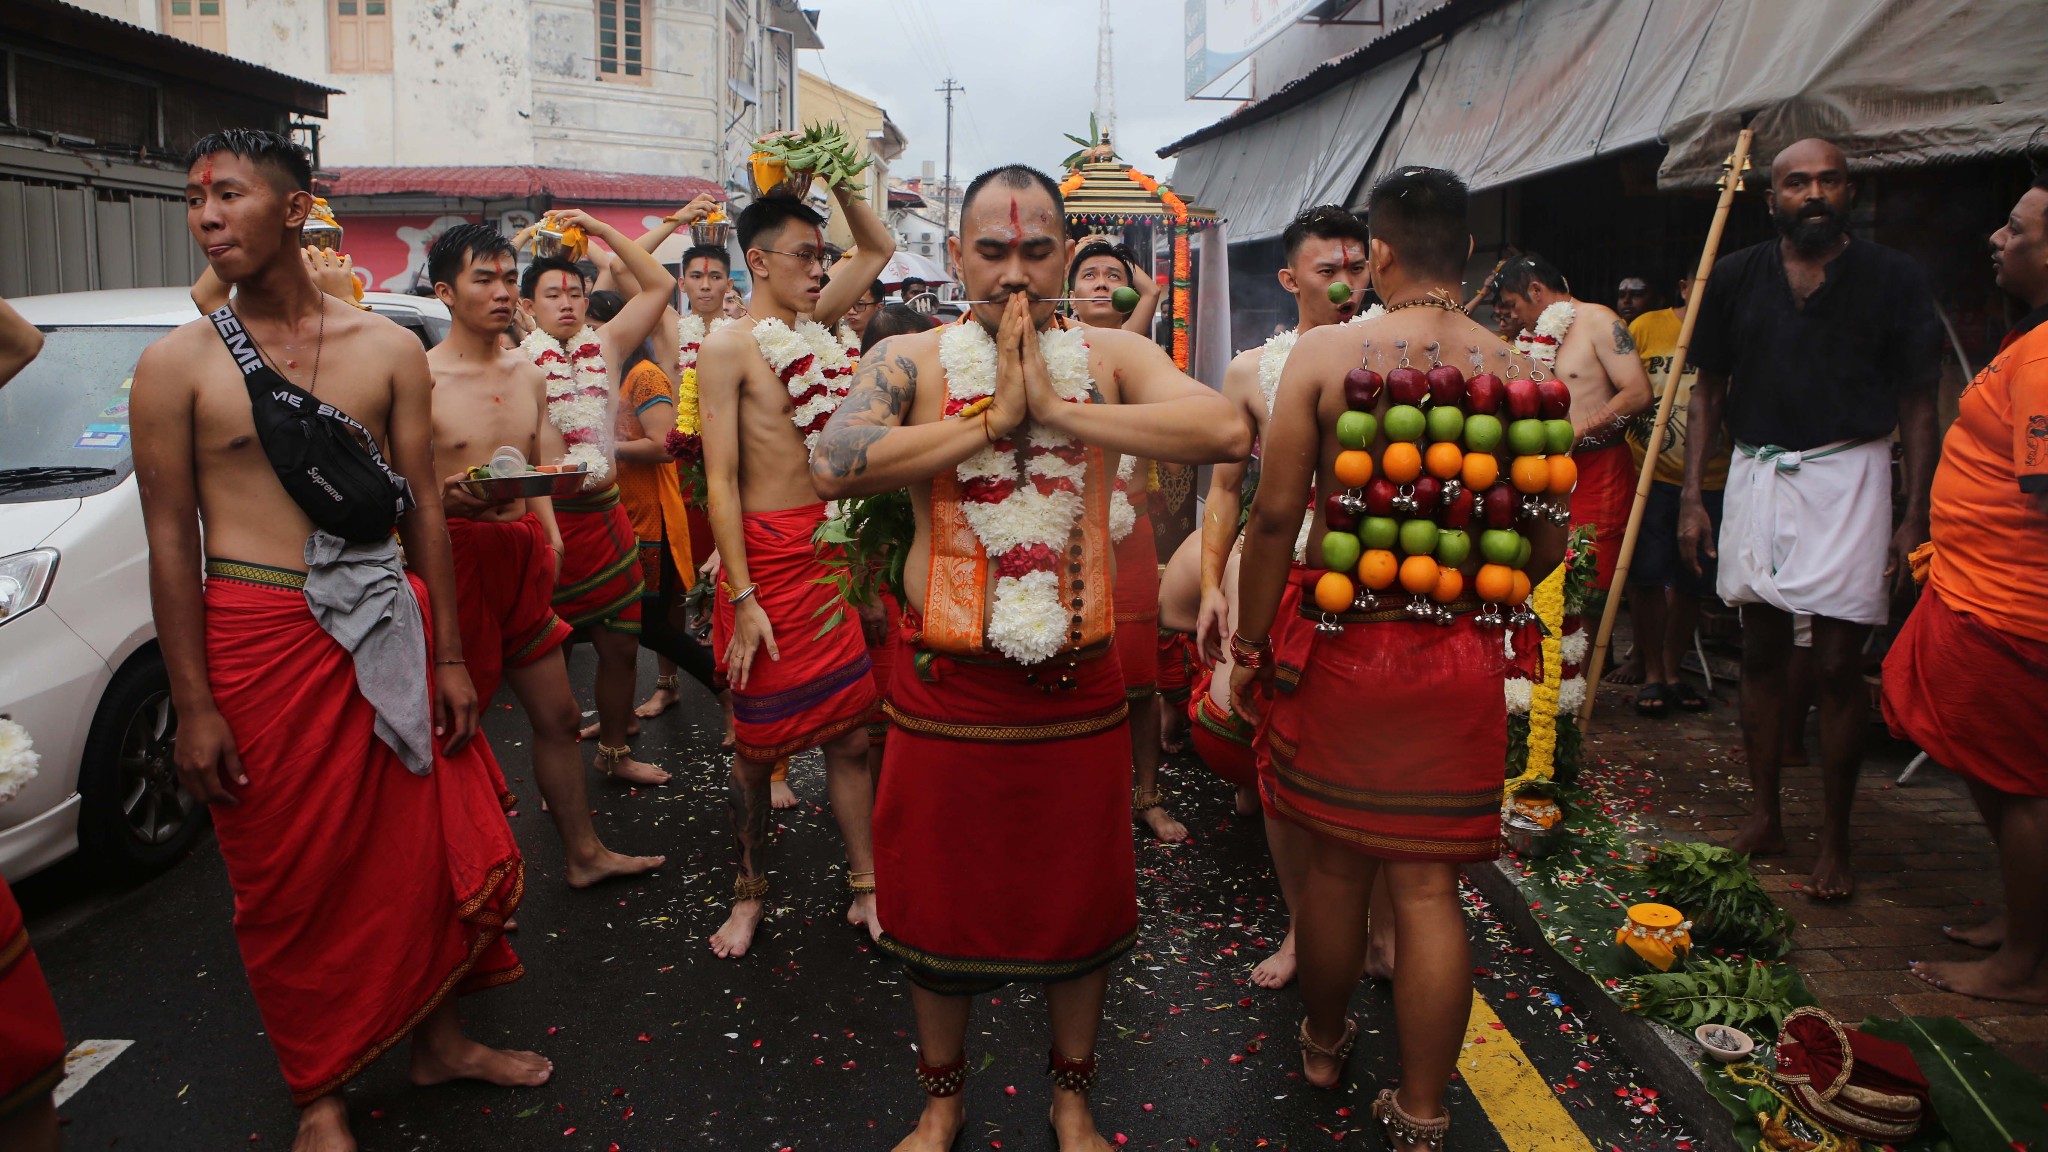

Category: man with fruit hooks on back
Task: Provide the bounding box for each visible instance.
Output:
[811,163,1244,1152]
[1232,167,1569,1151]
[1494,252,1653,610]
[1681,137,1942,902]
[1066,237,1183,846]
[1156,204,1388,992]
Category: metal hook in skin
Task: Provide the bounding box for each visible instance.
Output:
[1425,340,1443,367]
[1394,338,1411,370]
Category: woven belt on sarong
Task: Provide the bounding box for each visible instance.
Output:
[1298,597,1483,624]
[553,483,623,513]
[205,558,308,590]
[883,699,1128,743]
[1735,437,1879,474]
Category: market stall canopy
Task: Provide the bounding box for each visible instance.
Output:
[1060,159,1220,229]
[1169,49,1420,241]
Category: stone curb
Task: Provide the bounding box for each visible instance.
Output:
[1466,858,1746,1152]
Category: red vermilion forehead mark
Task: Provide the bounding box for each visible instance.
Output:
[199,157,213,186]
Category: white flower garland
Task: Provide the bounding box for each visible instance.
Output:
[0,718,39,806]
[1514,301,1575,370]
[1504,676,1534,716]
[1258,306,1384,562]
[522,325,612,485]
[754,317,857,455]
[1110,456,1139,543]
[939,320,1096,664]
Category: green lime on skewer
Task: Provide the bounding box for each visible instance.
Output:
[1328,282,1354,306]
[1111,286,1140,314]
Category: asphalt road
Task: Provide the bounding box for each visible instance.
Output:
[20,648,1698,1151]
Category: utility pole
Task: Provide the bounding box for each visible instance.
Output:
[1094,0,1115,144]
[936,78,963,238]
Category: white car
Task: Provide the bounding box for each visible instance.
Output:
[0,287,449,882]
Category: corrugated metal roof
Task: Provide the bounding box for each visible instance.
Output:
[8,0,341,115]
[322,166,725,204]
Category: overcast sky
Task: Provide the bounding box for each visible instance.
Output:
[805,0,1231,188]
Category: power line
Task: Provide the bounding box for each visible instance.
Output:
[936,78,963,238]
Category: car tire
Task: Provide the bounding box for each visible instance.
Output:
[77,651,207,878]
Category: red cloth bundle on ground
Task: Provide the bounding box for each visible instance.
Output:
[1774,1007,1929,1142]
[1112,509,1160,697]
[711,502,878,762]
[1883,588,2048,796]
[1263,612,1508,862]
[552,485,645,633]
[1188,666,1257,789]
[202,563,524,1104]
[1572,442,1639,592]
[874,638,1137,994]
[0,874,65,1121]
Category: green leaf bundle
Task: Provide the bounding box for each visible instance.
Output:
[1620,956,1814,1034]
[1641,841,1796,958]
[755,123,876,198]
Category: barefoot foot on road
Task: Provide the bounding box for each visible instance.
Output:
[1604,652,1645,686]
[634,686,680,719]
[1250,930,1297,990]
[770,778,799,810]
[293,1097,356,1152]
[566,849,666,888]
[1806,849,1855,901]
[1944,915,2007,949]
[579,718,641,742]
[409,1038,553,1089]
[1729,815,1787,857]
[711,898,767,959]
[1049,1091,1115,1152]
[1141,804,1189,844]
[1911,958,2048,1004]
[602,754,671,787]
[890,1098,966,1152]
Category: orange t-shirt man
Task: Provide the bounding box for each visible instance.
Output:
[1926,312,2048,643]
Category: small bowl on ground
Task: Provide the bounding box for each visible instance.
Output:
[1694,1024,1755,1063]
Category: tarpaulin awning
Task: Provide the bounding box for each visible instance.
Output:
[323,166,723,205]
[1657,0,2048,187]
[1169,49,1422,241]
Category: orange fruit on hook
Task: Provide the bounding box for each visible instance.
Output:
[1314,570,1357,614]
[1333,450,1375,489]
[1424,441,1465,481]
[1431,566,1465,604]
[1475,563,1516,604]
[1398,554,1440,595]
[1510,569,1533,604]
[1545,454,1578,495]
[1356,549,1399,591]
[1381,442,1423,485]
[1510,455,1550,494]
[1460,451,1499,491]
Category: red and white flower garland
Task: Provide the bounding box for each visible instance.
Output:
[1514,301,1575,371]
[939,320,1096,665]
[753,317,857,455]
[1110,457,1138,543]
[522,325,612,485]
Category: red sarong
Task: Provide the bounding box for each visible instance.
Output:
[1884,589,2048,797]
[1572,442,1638,592]
[874,637,1137,994]
[1255,566,1317,813]
[1157,630,1195,704]
[553,486,644,633]
[1189,667,1257,789]
[0,876,64,1121]
[711,503,878,762]
[1113,510,1160,698]
[1264,610,1508,862]
[203,562,524,1104]
[865,589,903,742]
[447,515,572,706]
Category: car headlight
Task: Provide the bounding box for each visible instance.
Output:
[0,549,58,625]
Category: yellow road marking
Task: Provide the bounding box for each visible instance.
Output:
[1460,991,1596,1151]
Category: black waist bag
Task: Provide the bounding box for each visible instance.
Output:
[210,305,413,543]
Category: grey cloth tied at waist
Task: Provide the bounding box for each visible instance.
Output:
[302,531,435,775]
[1735,436,1879,474]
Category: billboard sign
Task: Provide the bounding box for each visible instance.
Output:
[1185,0,1326,98]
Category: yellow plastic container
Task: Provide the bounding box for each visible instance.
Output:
[1616,902,1692,972]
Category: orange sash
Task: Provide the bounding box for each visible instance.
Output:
[923,445,1116,658]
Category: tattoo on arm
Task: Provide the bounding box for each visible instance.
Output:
[816,426,888,478]
[814,354,917,478]
[1612,320,1637,355]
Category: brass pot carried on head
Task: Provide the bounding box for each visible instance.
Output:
[303,197,344,251]
[748,153,813,201]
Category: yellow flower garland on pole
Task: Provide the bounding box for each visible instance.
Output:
[1517,566,1569,783]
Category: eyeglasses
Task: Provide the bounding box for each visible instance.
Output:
[757,248,836,271]
[849,298,879,311]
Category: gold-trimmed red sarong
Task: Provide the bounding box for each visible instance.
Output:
[1573,442,1638,592]
[874,638,1136,994]
[0,875,64,1121]
[711,503,878,762]
[1112,507,1160,699]
[1262,605,1508,862]
[553,485,645,633]
[1189,666,1257,790]
[864,589,903,743]
[202,561,524,1104]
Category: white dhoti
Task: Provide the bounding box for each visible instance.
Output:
[1717,437,1892,627]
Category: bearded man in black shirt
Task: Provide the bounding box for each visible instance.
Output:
[1679,138,1942,901]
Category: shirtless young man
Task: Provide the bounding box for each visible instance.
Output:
[1496,253,1653,597]
[516,213,678,784]
[133,129,547,1152]
[1067,239,1184,842]
[1233,166,1567,1150]
[426,223,666,887]
[696,172,896,959]
[1156,205,1376,988]
[810,163,1246,1152]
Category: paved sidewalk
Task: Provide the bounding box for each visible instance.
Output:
[1580,673,2048,1074]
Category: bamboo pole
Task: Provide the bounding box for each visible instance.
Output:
[1579,128,1755,729]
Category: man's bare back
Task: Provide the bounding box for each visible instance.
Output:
[135,299,414,570]
[700,319,835,513]
[427,342,560,525]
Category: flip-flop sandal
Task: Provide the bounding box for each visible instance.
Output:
[1669,681,1709,712]
[1634,683,1670,717]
